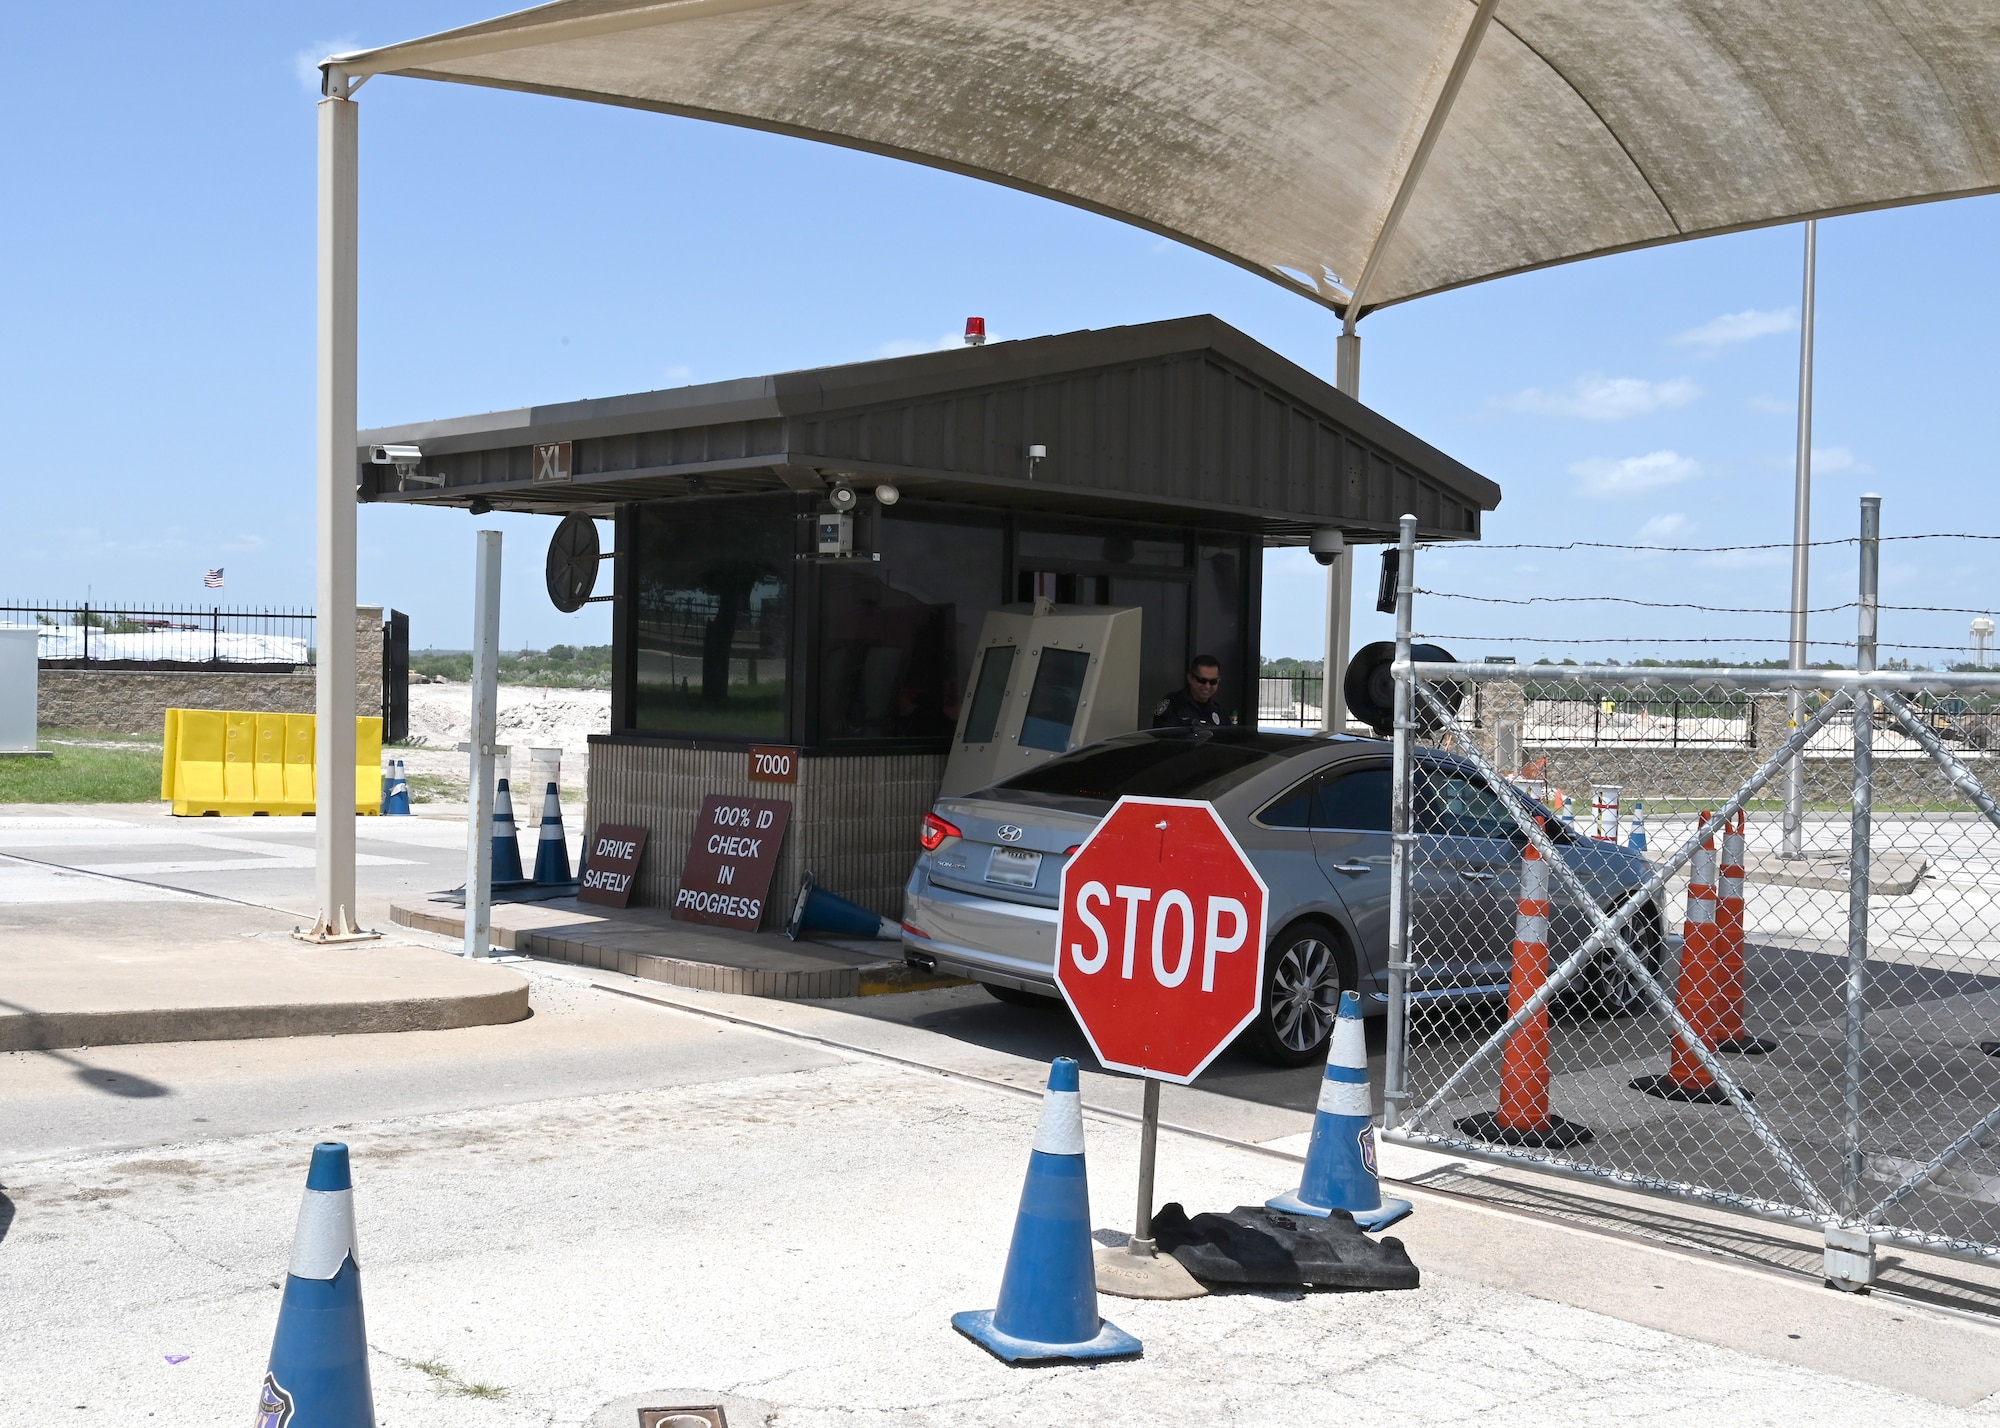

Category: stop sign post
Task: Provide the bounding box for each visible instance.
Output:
[1057,796,1268,1296]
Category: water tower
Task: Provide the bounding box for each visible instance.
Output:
[1973,616,1995,667]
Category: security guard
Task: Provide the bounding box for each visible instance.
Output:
[1152,654,1235,729]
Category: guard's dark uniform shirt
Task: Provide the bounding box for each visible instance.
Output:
[1151,689,1234,730]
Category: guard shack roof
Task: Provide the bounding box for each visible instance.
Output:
[358,315,1499,544]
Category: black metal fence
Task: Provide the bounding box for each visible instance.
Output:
[3,601,315,670]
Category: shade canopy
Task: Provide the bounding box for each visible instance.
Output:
[331,1,1998,317]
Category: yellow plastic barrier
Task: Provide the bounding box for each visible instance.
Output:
[161,709,382,817]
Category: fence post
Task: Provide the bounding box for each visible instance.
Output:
[81,602,90,663]
[212,606,221,665]
[1828,493,1881,1293]
[1383,514,1418,1132]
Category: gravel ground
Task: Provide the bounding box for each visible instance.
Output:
[397,683,609,804]
[5,1053,1995,1427]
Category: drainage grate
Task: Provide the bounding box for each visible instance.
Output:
[640,1410,726,1428]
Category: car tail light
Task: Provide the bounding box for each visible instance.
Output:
[1063,845,1081,856]
[920,812,961,851]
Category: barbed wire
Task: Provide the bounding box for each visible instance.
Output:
[1417,532,2000,554]
[1414,632,1984,655]
[1413,589,2000,618]
[1414,588,1857,615]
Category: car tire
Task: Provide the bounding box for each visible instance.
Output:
[982,982,1061,1009]
[1570,898,1665,1019]
[1241,920,1351,1067]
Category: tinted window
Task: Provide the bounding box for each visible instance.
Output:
[962,646,1015,744]
[632,498,790,737]
[1003,731,1314,801]
[816,510,1006,743]
[1021,648,1091,752]
[1318,765,1392,831]
[1259,778,1316,829]
[1416,766,1517,839]
[1258,763,1391,831]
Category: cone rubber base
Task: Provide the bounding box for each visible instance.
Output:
[1630,1075,1751,1104]
[1263,1190,1414,1231]
[1717,1036,1779,1056]
[950,1308,1142,1364]
[1094,1243,1210,1300]
[1453,1113,1594,1149]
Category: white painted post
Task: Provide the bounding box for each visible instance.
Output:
[304,76,364,943]
[463,531,504,959]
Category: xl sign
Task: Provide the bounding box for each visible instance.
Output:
[1056,796,1269,1083]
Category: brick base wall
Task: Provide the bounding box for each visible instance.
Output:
[586,737,948,929]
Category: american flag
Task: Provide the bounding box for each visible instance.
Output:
[203,569,224,589]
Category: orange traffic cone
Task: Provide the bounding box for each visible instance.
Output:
[1714,810,1777,1055]
[1633,813,1743,1104]
[1458,831,1592,1147]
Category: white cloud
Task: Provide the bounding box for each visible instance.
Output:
[1569,450,1700,499]
[1811,445,1873,475]
[1747,394,1792,414]
[1636,513,1696,542]
[1670,308,1796,353]
[294,37,360,92]
[663,364,694,383]
[1499,373,1699,421]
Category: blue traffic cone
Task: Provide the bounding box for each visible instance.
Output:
[532,782,571,883]
[1628,800,1648,852]
[1266,991,1412,1231]
[383,760,411,817]
[491,779,525,884]
[785,870,898,941]
[258,1142,374,1425]
[953,1058,1141,1364]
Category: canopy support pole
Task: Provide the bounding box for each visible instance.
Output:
[301,71,370,944]
[1325,0,1496,729]
[1783,219,1817,860]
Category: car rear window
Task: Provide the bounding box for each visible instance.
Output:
[1000,730,1316,801]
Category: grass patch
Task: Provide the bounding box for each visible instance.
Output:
[391,1352,508,1400]
[0,733,162,804]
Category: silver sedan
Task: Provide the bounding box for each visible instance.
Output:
[902,727,1664,1066]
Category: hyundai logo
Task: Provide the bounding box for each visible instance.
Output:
[996,825,1025,843]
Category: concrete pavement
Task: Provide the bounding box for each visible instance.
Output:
[0,806,535,1051]
[6,1003,1999,1426]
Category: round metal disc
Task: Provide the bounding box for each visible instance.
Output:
[546,513,600,613]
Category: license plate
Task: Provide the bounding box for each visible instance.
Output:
[985,846,1043,888]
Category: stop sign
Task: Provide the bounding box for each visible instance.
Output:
[1057,796,1269,1083]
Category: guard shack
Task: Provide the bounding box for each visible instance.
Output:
[360,315,1500,926]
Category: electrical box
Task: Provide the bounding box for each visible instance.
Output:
[816,512,853,556]
[939,601,1143,797]
[0,627,37,754]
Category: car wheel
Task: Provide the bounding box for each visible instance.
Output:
[1571,898,1665,1018]
[1241,921,1349,1067]
[982,982,1060,1009]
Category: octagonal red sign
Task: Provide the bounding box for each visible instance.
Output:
[1056,796,1269,1083]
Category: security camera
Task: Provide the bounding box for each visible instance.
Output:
[369,444,422,465]
[829,483,859,512]
[1310,526,1346,567]
[874,484,901,506]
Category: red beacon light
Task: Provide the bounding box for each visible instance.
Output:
[963,316,986,347]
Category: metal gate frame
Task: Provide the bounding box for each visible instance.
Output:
[1377,510,2000,1290]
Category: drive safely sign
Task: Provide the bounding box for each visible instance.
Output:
[1056,796,1269,1083]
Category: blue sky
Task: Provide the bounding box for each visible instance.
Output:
[4,4,1996,668]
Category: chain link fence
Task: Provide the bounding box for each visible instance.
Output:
[1379,514,2000,1291]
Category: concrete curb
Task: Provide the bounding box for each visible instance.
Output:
[0,983,531,1053]
[392,898,963,1001]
